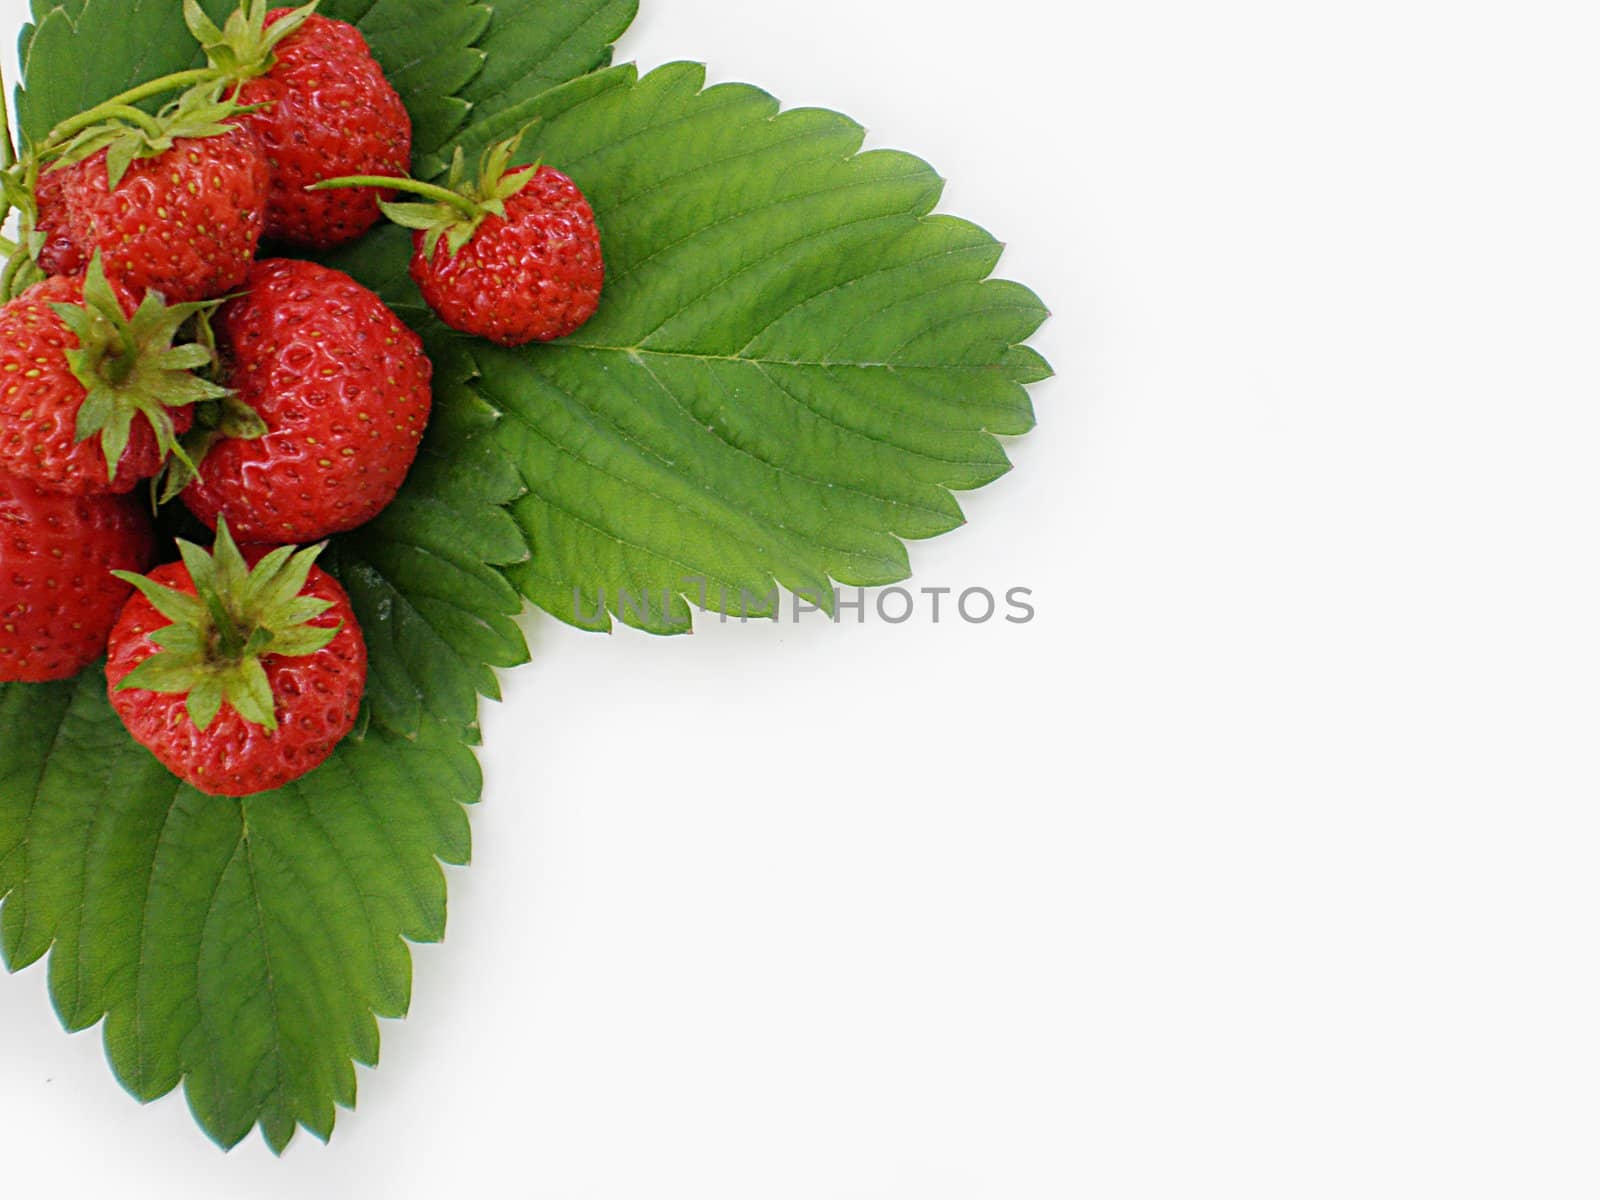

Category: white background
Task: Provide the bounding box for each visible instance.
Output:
[4,0,1600,1195]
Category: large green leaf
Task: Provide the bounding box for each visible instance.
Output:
[453,64,1049,633]
[334,64,1050,636]
[0,672,478,1152]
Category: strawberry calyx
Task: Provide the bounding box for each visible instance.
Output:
[112,517,341,733]
[52,84,262,190]
[314,128,542,258]
[52,253,234,485]
[186,0,321,87]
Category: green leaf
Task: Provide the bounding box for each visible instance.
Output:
[323,63,1051,639]
[0,671,478,1153]
[415,0,637,178]
[432,64,1047,634]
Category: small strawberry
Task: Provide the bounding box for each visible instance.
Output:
[0,469,155,683]
[33,166,86,278]
[320,133,605,346]
[0,256,227,496]
[57,89,269,304]
[181,258,432,543]
[106,519,366,796]
[186,0,411,249]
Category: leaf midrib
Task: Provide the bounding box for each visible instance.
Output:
[554,343,1017,372]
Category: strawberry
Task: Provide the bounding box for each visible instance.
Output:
[406,164,604,347]
[187,1,411,249]
[33,166,86,278]
[321,134,605,346]
[0,469,155,683]
[0,258,227,496]
[106,519,366,797]
[58,91,269,304]
[181,258,432,543]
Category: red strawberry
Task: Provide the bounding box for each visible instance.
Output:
[56,88,268,305]
[33,166,86,278]
[106,521,366,796]
[182,258,432,543]
[0,469,155,682]
[0,260,225,496]
[188,2,411,249]
[323,135,605,346]
[411,166,604,346]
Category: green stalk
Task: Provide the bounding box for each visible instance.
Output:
[0,248,28,303]
[206,594,246,661]
[42,67,217,149]
[63,103,166,144]
[312,174,482,219]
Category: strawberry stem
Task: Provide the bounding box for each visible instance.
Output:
[79,104,167,143]
[42,68,218,151]
[0,244,28,303]
[310,174,482,218]
[202,588,246,660]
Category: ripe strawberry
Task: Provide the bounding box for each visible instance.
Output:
[321,134,605,346]
[182,258,432,543]
[0,469,155,683]
[107,520,366,797]
[187,1,411,249]
[33,166,86,278]
[59,93,269,304]
[409,165,604,347]
[0,258,226,496]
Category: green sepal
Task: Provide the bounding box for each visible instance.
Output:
[185,674,225,731]
[51,254,231,484]
[218,393,268,439]
[112,570,206,627]
[187,0,321,86]
[112,518,342,734]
